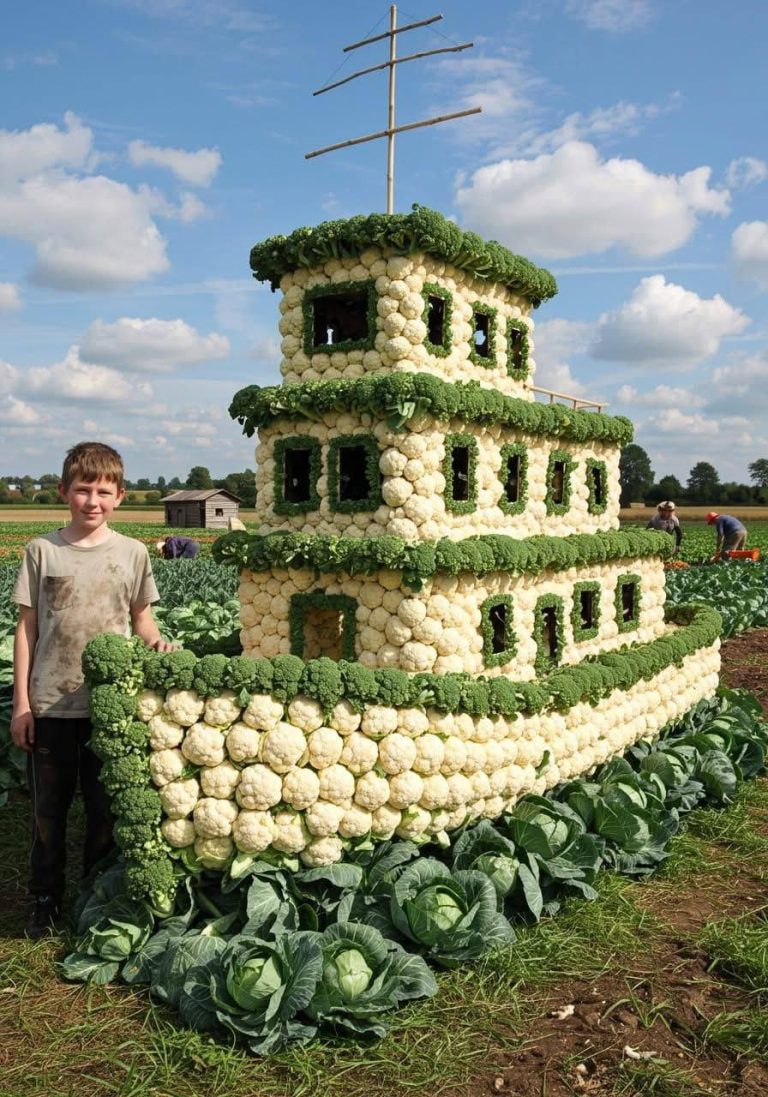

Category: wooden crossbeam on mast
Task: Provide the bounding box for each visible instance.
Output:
[306,5,481,214]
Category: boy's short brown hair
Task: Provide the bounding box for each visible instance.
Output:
[61,442,125,491]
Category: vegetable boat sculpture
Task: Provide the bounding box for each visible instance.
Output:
[86,208,721,907]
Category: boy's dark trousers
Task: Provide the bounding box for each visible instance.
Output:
[27,717,115,903]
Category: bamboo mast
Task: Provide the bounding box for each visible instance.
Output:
[306,8,481,214]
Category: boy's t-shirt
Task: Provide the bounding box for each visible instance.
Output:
[13,529,159,718]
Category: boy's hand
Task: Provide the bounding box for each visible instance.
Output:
[152,638,182,653]
[11,710,35,752]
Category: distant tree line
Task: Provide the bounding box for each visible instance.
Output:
[619,446,768,507]
[0,467,257,507]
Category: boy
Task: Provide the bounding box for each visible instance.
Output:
[11,442,176,939]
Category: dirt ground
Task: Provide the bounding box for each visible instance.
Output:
[461,628,768,1097]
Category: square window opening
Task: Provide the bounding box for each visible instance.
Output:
[541,606,559,660]
[214,507,224,518]
[312,290,369,348]
[621,582,636,624]
[579,589,596,631]
[505,453,521,504]
[338,444,371,502]
[472,311,491,358]
[508,325,524,372]
[450,446,470,501]
[591,465,605,507]
[489,602,509,655]
[551,460,566,505]
[304,606,346,661]
[283,447,312,503]
[426,295,446,346]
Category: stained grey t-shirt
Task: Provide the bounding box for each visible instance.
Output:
[13,529,159,718]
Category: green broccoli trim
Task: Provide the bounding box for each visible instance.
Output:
[497,442,528,516]
[250,205,558,305]
[214,528,672,589]
[443,433,478,515]
[468,302,498,368]
[83,600,720,722]
[289,592,357,661]
[615,573,642,634]
[421,282,453,357]
[273,435,321,516]
[327,433,382,514]
[571,580,602,642]
[229,373,633,446]
[480,595,517,668]
[301,279,377,355]
[505,317,531,381]
[586,458,609,516]
[534,594,566,675]
[545,450,577,516]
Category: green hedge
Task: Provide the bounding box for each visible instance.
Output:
[213,528,673,591]
[229,372,633,446]
[249,205,558,305]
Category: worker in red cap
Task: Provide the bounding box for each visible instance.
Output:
[706,511,747,560]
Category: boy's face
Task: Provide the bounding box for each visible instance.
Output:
[58,476,125,529]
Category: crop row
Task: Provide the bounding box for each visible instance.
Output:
[0,522,234,563]
[624,520,768,563]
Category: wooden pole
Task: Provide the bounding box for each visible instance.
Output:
[343,12,442,52]
[305,107,482,160]
[387,5,397,214]
[313,43,473,97]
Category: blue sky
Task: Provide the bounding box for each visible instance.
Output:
[1,0,766,486]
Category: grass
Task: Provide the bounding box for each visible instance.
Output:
[1,782,767,1097]
[698,912,768,996]
[702,1007,768,1061]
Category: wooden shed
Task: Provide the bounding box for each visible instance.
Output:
[160,489,241,530]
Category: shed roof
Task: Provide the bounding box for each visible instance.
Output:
[160,489,241,503]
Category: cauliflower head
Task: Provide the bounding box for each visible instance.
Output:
[237,764,283,811]
[161,816,195,848]
[149,748,185,787]
[281,767,321,810]
[300,836,344,867]
[164,688,205,727]
[203,690,242,729]
[243,693,284,731]
[181,723,226,767]
[225,722,262,764]
[200,761,241,800]
[232,809,276,853]
[260,722,307,773]
[194,835,234,869]
[136,689,165,722]
[148,713,185,751]
[159,777,200,819]
[304,800,345,837]
[192,796,239,838]
[307,726,344,770]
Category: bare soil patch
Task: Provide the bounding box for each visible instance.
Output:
[719,629,768,715]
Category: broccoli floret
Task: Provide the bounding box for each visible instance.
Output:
[270,654,305,702]
[89,685,138,734]
[143,648,198,691]
[99,754,148,795]
[425,673,463,713]
[223,655,260,692]
[374,668,412,707]
[90,721,149,761]
[299,657,344,711]
[459,677,491,717]
[114,821,163,854]
[340,662,380,708]
[82,634,144,689]
[123,855,177,913]
[192,653,228,696]
[112,787,162,827]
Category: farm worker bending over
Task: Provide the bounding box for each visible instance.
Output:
[646,500,682,552]
[11,441,178,940]
[156,535,200,559]
[706,511,747,559]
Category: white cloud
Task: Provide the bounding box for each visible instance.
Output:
[725,156,768,190]
[0,360,20,395]
[0,114,175,289]
[591,276,748,364]
[0,394,44,425]
[565,0,653,32]
[731,221,768,289]
[128,140,221,187]
[3,50,58,72]
[0,283,21,311]
[0,111,92,182]
[80,317,230,373]
[647,408,714,436]
[524,96,679,157]
[456,142,730,260]
[21,345,155,406]
[112,0,266,33]
[614,384,705,408]
[530,318,592,395]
